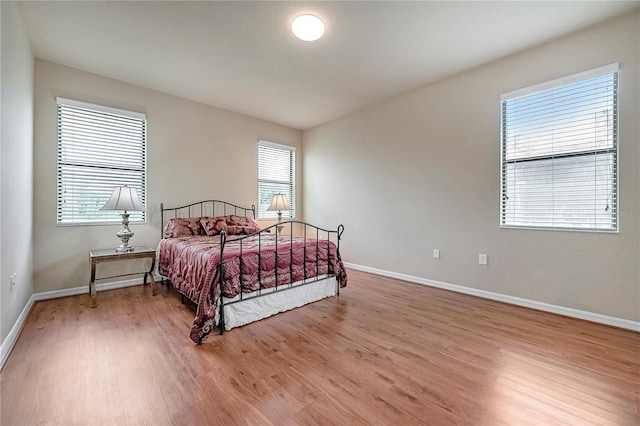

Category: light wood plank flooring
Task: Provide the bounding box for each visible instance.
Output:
[1,269,638,425]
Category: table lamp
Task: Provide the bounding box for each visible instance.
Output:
[100,185,145,252]
[267,193,291,235]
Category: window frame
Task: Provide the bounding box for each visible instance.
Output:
[499,63,619,233]
[257,140,296,220]
[56,97,147,226]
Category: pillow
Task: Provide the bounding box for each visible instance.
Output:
[227,215,261,230]
[200,216,228,236]
[226,225,259,235]
[164,217,203,238]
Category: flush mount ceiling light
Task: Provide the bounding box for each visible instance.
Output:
[292,14,325,41]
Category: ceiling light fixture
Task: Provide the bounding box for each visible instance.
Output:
[292,14,325,41]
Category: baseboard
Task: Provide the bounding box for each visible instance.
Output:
[0,275,163,370]
[344,262,640,332]
[32,274,163,302]
[0,294,36,371]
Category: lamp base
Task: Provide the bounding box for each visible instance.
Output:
[115,212,135,252]
[116,243,134,253]
[276,211,283,235]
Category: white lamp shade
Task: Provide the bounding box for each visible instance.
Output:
[100,186,145,212]
[267,194,291,211]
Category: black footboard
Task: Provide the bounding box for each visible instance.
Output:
[217,220,345,335]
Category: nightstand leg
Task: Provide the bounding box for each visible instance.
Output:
[90,261,97,308]
[147,256,157,296]
[150,273,156,296]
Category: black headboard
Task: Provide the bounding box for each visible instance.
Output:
[160,200,256,239]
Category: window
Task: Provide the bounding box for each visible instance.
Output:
[258,141,295,219]
[500,64,618,232]
[57,98,146,225]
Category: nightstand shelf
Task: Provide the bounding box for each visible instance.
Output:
[89,246,156,307]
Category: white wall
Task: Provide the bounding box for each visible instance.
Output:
[1,1,35,344]
[303,12,640,321]
[34,60,301,294]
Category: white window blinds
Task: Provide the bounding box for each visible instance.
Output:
[258,141,295,219]
[500,64,618,232]
[57,98,146,225]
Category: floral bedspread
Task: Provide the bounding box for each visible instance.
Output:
[158,233,347,343]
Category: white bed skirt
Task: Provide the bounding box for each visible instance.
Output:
[216,276,337,330]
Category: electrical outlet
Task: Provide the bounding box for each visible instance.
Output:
[10,273,16,292]
[433,249,440,259]
[479,254,488,266]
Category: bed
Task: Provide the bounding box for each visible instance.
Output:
[158,200,347,343]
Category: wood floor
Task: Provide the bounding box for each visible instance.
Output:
[1,269,638,425]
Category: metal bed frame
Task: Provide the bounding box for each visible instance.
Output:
[160,200,345,339]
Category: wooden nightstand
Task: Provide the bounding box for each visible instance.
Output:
[89,246,156,307]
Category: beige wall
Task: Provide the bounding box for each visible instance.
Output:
[303,12,640,321]
[34,60,302,293]
[1,1,34,343]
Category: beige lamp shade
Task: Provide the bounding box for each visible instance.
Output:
[100,185,145,212]
[267,194,291,212]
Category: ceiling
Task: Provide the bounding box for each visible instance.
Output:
[18,1,639,130]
